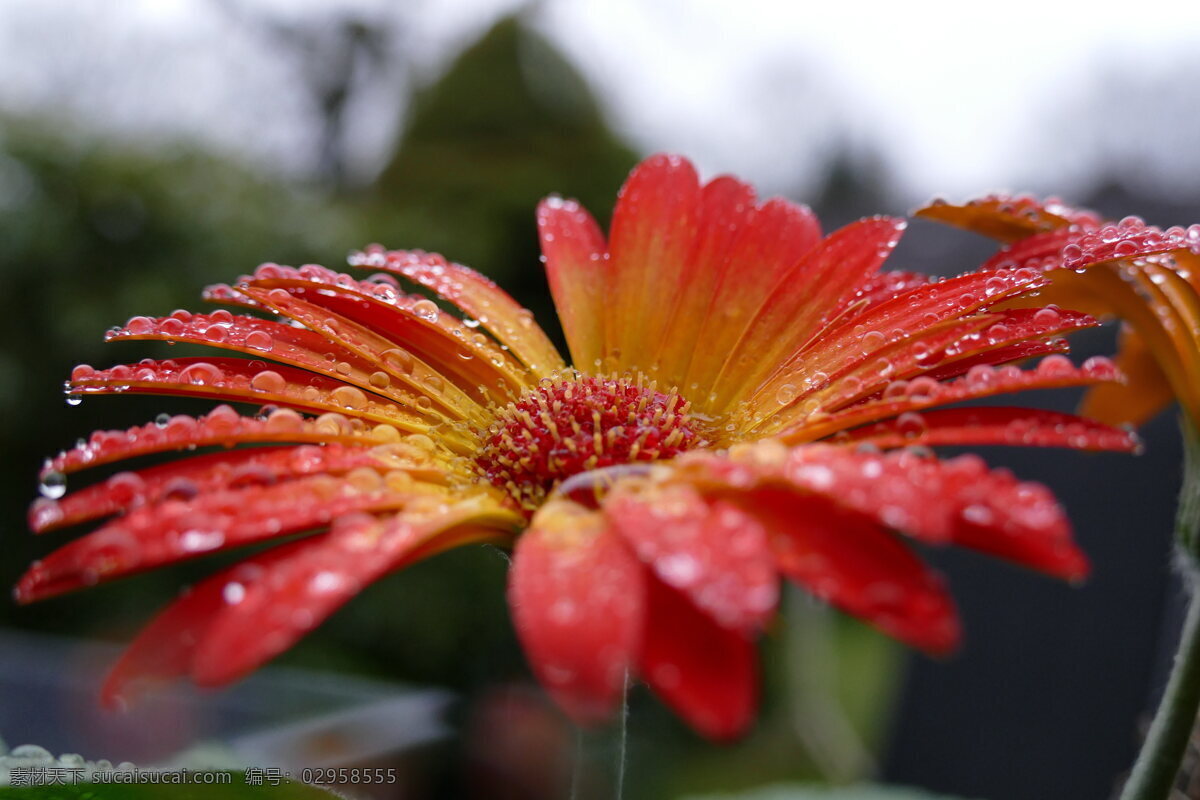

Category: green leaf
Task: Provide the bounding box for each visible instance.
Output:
[0,774,342,799]
[684,784,978,800]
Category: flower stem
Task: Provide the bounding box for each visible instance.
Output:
[568,673,631,800]
[1120,420,1200,800]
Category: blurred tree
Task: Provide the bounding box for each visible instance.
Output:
[365,14,638,335]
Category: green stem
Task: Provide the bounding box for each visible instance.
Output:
[1121,583,1200,800]
[1120,419,1200,800]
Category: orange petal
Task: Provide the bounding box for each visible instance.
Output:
[681,197,823,406]
[537,197,610,369]
[706,217,902,412]
[1080,326,1176,427]
[915,194,1100,242]
[605,154,702,372]
[352,246,565,378]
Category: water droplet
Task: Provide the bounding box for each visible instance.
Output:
[245,330,274,351]
[180,362,222,386]
[382,349,414,374]
[250,370,286,394]
[412,299,439,322]
[39,470,67,499]
[331,385,367,410]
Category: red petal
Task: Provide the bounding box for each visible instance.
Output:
[16,474,417,602]
[508,499,645,724]
[40,405,434,477]
[603,484,777,632]
[638,573,757,741]
[779,356,1122,444]
[35,443,417,533]
[70,357,437,433]
[750,267,1054,423]
[653,175,759,390]
[100,540,307,709]
[754,490,958,653]
[841,406,1140,452]
[190,502,514,686]
[1053,221,1200,272]
[979,228,1082,272]
[537,197,610,369]
[672,444,1088,581]
[352,246,565,377]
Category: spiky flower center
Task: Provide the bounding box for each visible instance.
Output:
[476,375,708,511]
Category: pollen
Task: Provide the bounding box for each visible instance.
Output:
[476,374,709,510]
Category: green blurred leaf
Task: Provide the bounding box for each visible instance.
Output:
[0,774,341,799]
[684,784,977,800]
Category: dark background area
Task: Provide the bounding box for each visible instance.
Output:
[0,3,1197,798]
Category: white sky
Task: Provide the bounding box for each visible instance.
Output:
[3,0,1200,204]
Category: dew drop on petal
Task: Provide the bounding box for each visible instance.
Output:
[382,349,414,374]
[412,299,439,322]
[180,362,222,386]
[265,407,304,432]
[245,330,274,351]
[250,370,286,393]
[39,470,67,499]
[331,386,367,410]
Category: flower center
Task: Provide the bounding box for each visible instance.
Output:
[476,375,708,510]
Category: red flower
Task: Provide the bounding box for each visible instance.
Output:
[19,155,1137,740]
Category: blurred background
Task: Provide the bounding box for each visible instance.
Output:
[1,1,1198,798]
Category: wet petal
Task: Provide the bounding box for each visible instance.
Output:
[706,217,902,412]
[682,197,823,404]
[754,490,958,653]
[508,499,645,724]
[100,540,308,708]
[604,483,777,633]
[915,194,1101,241]
[40,406,460,478]
[652,175,759,390]
[605,154,702,373]
[671,443,1088,581]
[16,474,431,602]
[352,246,565,377]
[34,443,442,533]
[537,198,610,369]
[70,357,442,435]
[841,406,1140,452]
[638,572,757,741]
[191,498,518,686]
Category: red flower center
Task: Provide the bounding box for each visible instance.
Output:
[476,375,708,510]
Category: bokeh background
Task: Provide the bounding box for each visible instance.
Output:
[1,1,1198,798]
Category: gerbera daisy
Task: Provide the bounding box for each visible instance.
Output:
[19,155,1138,741]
